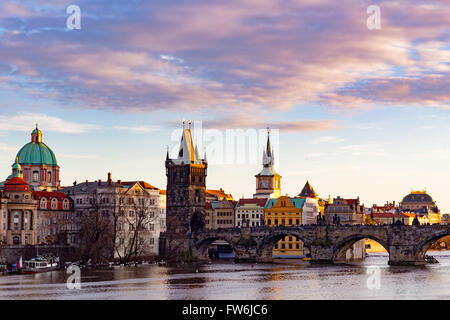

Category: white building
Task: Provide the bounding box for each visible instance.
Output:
[235,198,267,227]
[302,197,320,225]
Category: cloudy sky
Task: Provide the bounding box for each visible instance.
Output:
[0,0,449,211]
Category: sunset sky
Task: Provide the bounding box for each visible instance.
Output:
[0,1,449,211]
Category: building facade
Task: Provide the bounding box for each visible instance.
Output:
[235,198,267,228]
[63,174,161,258]
[324,196,366,260]
[205,199,236,229]
[399,190,441,224]
[324,196,365,225]
[0,170,75,246]
[265,196,305,258]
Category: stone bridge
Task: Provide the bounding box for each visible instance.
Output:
[191,224,450,265]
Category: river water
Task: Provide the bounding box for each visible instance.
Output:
[1,251,449,300]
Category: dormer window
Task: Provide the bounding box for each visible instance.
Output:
[51,198,57,210]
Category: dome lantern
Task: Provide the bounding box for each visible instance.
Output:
[31,124,43,143]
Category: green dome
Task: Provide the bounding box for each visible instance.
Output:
[16,142,58,166]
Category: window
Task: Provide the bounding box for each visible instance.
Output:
[32,171,39,182]
[129,211,134,217]
[13,212,19,230]
[24,214,28,230]
[149,224,155,231]
[51,199,57,210]
[47,171,52,183]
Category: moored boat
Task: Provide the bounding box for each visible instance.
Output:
[20,256,60,274]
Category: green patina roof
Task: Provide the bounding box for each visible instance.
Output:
[265,198,305,209]
[16,142,58,166]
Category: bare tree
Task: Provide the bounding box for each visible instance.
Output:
[113,191,160,264]
[76,193,115,265]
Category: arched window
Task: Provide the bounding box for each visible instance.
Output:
[40,197,47,209]
[51,198,57,210]
[63,199,69,210]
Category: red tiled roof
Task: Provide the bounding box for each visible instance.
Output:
[122,181,159,190]
[207,189,234,200]
[370,212,394,218]
[4,177,30,192]
[237,198,267,207]
[33,191,71,199]
[343,199,359,206]
[159,190,166,195]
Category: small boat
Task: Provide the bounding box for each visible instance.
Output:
[20,256,60,274]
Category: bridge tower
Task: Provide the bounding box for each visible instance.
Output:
[159,121,208,260]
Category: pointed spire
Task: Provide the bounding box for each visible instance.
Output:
[266,127,272,158]
[166,145,169,160]
[195,143,200,161]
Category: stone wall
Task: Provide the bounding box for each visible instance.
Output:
[0,245,80,264]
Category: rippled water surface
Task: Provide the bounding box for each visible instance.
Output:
[1,251,450,300]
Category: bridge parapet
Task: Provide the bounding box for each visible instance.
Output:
[190,224,450,265]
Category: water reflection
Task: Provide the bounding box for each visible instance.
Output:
[0,251,448,300]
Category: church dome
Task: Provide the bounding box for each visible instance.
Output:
[401,191,433,203]
[16,127,58,167]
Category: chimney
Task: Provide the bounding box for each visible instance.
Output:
[107,172,112,185]
[98,179,102,186]
[86,180,89,185]
[117,180,122,185]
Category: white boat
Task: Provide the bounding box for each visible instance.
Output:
[20,256,59,274]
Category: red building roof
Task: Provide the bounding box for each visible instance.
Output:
[122,181,159,190]
[237,198,268,207]
[4,177,30,192]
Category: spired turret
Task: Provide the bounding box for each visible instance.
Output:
[253,128,281,199]
[163,120,208,241]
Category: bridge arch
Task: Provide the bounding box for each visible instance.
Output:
[414,230,450,262]
[257,228,311,262]
[333,234,389,263]
[194,235,237,260]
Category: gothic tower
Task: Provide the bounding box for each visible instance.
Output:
[253,129,281,199]
[164,121,208,241]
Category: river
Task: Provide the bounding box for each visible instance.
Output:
[1,251,449,300]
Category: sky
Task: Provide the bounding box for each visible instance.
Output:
[0,1,449,211]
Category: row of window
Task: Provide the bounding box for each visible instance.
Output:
[266,218,300,225]
[40,198,70,210]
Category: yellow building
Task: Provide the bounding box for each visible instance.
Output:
[264,196,305,258]
[400,190,442,224]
